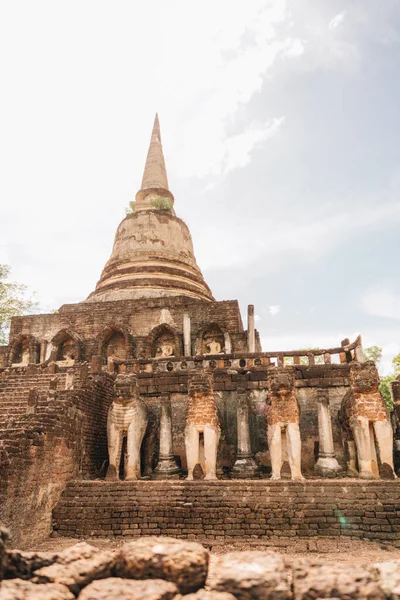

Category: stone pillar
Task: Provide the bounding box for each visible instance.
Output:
[183,313,191,357]
[354,335,364,362]
[231,389,259,478]
[91,355,103,374]
[65,369,75,390]
[247,305,255,353]
[224,332,232,354]
[40,340,48,364]
[153,392,180,479]
[315,389,342,477]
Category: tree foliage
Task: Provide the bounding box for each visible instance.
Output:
[364,345,383,366]
[364,345,400,412]
[0,265,37,345]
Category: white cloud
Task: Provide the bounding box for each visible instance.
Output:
[0,0,398,313]
[222,118,284,175]
[329,10,347,31]
[268,305,281,316]
[284,38,305,56]
[197,187,400,271]
[157,1,303,179]
[361,282,400,320]
[380,342,400,376]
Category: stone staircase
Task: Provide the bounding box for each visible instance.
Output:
[53,479,400,548]
[0,371,68,429]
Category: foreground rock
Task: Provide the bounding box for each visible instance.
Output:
[115,537,209,594]
[0,527,9,580]
[182,591,236,600]
[292,559,384,599]
[0,579,74,600]
[32,543,115,594]
[209,550,291,599]
[4,551,58,580]
[369,559,400,599]
[77,577,178,600]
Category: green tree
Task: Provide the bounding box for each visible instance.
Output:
[0,265,37,345]
[364,345,383,366]
[364,346,400,412]
[379,374,396,412]
[393,354,400,376]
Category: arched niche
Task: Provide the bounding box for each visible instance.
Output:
[200,324,226,355]
[51,329,82,364]
[149,324,180,359]
[98,326,133,364]
[9,335,40,365]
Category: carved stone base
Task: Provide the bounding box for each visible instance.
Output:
[105,465,118,481]
[231,455,260,479]
[152,455,181,479]
[314,456,343,478]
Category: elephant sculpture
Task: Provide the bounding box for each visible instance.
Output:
[106,374,148,481]
[185,371,221,480]
[339,361,395,479]
[266,366,304,481]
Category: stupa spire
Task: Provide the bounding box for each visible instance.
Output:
[135,113,174,209]
[85,112,213,303]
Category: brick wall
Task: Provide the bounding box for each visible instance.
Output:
[5,297,245,365]
[53,480,400,547]
[0,369,114,547]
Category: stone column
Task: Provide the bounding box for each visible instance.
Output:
[354,335,364,362]
[65,369,75,390]
[40,340,48,364]
[153,393,180,479]
[183,313,191,356]
[247,305,255,353]
[224,332,232,354]
[91,354,103,374]
[315,389,342,477]
[232,389,259,478]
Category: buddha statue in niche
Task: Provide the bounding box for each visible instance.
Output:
[57,338,76,365]
[206,339,222,354]
[202,325,224,355]
[154,332,175,358]
[13,340,30,365]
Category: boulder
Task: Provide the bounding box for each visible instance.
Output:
[369,559,400,600]
[77,577,179,600]
[0,579,74,600]
[115,537,209,594]
[209,550,290,599]
[32,542,115,595]
[292,559,384,599]
[0,526,9,580]
[182,591,237,600]
[4,551,57,580]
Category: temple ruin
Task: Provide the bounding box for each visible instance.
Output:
[0,115,399,549]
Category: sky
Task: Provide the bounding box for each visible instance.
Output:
[0,0,399,374]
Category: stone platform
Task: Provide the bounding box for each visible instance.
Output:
[53,479,400,548]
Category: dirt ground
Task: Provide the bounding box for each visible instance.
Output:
[27,535,400,566]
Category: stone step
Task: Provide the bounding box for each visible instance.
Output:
[53,479,400,546]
